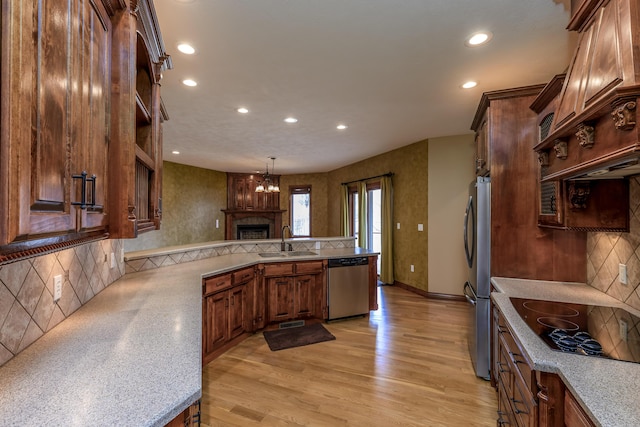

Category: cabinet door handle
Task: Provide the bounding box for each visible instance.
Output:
[231,295,235,306]
[72,171,99,209]
[497,361,509,373]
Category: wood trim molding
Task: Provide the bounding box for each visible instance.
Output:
[392,281,466,302]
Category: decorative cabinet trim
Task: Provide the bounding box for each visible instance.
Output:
[568,182,591,210]
[575,123,595,148]
[554,140,568,159]
[611,100,637,130]
[537,151,550,167]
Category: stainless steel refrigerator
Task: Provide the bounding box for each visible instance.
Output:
[463,176,491,380]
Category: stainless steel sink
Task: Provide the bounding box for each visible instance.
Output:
[258,252,287,258]
[257,251,317,258]
[286,251,317,256]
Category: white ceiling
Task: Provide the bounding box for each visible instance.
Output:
[153,0,574,175]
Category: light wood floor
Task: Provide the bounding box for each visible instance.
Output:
[201,285,497,426]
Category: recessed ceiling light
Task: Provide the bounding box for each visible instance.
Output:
[182,79,197,87]
[237,107,249,114]
[337,124,348,130]
[172,150,180,155]
[177,43,195,54]
[284,117,298,124]
[462,81,478,89]
[466,32,493,47]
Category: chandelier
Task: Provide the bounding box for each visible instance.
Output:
[255,157,280,193]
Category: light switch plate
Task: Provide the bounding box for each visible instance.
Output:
[418,223,424,231]
[410,264,414,272]
[216,219,220,229]
[397,223,400,230]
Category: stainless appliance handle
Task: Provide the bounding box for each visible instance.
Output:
[463,281,477,306]
[463,195,475,268]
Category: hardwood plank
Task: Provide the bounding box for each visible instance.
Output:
[202,286,497,426]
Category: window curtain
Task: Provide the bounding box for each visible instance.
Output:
[380,175,394,284]
[340,184,350,236]
[357,181,368,249]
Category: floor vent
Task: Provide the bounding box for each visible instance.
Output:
[279,320,305,329]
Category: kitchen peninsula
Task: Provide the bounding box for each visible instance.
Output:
[0,238,377,426]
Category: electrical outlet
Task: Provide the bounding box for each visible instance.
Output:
[619,263,628,285]
[620,319,628,342]
[53,275,62,302]
[418,224,424,231]
[410,264,414,272]
[110,252,116,269]
[315,241,321,250]
[120,248,125,263]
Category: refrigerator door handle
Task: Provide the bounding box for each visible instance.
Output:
[463,195,475,268]
[463,281,477,306]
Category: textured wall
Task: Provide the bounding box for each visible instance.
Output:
[0,239,125,367]
[279,173,329,236]
[428,135,475,295]
[124,161,227,251]
[587,176,640,311]
[327,139,429,291]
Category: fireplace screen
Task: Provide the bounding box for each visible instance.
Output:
[237,224,270,240]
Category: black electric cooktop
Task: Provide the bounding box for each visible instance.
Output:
[509,297,640,364]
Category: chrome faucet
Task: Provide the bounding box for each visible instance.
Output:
[281,225,294,251]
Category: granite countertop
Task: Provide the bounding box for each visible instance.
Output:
[0,247,374,426]
[491,277,640,427]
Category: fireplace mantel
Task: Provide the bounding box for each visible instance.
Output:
[222,209,285,240]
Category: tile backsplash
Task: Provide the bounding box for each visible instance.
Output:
[587,176,640,311]
[0,239,124,367]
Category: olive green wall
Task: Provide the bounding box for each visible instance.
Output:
[279,173,330,236]
[428,134,475,296]
[327,140,429,292]
[123,161,227,251]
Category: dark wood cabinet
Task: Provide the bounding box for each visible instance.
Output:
[109,0,171,238]
[536,0,640,184]
[474,110,490,176]
[472,86,587,282]
[531,75,629,232]
[227,173,281,211]
[0,0,169,259]
[564,389,596,427]
[494,305,537,427]
[0,0,111,250]
[493,301,598,427]
[202,267,254,365]
[262,261,325,325]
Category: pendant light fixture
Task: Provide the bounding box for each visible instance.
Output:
[255,157,280,193]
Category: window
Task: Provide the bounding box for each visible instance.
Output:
[290,185,311,237]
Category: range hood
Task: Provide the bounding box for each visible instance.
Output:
[534,0,640,184]
[569,156,640,181]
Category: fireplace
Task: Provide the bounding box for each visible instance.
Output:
[237,224,270,240]
[222,209,284,240]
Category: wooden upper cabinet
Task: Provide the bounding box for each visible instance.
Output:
[0,0,111,250]
[473,110,490,176]
[227,173,281,211]
[536,0,640,182]
[108,0,171,238]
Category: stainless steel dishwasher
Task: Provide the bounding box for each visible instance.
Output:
[327,257,370,320]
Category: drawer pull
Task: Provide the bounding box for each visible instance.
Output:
[497,411,510,425]
[497,362,509,373]
[510,398,529,415]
